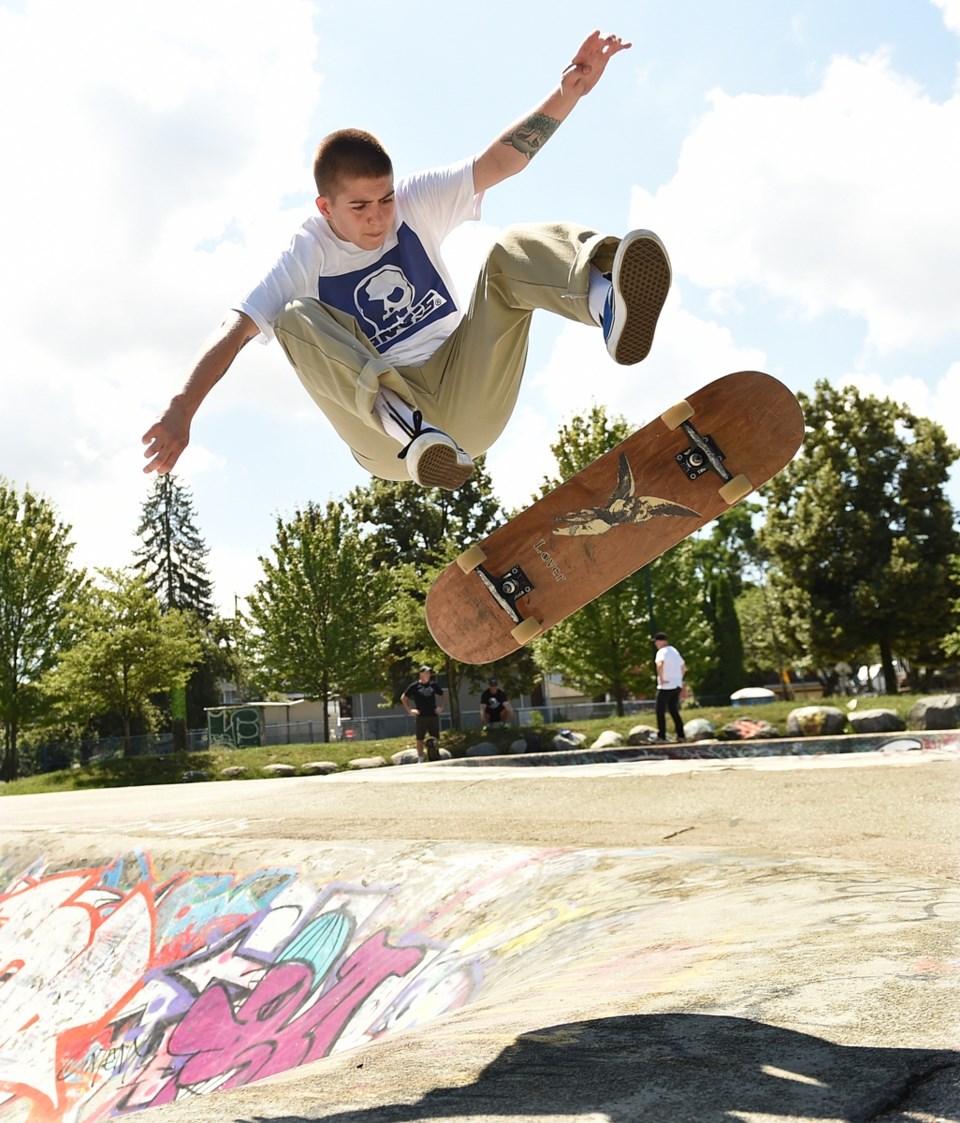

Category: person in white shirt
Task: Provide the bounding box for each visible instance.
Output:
[141,31,671,492]
[654,632,686,741]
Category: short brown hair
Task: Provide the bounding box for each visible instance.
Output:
[313,128,393,198]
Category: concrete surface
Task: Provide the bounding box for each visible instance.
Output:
[0,744,957,1123]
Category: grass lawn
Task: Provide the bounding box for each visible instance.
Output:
[0,693,932,798]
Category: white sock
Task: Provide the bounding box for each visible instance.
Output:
[374,387,419,444]
[588,265,612,326]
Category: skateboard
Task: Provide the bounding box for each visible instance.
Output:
[425,371,804,664]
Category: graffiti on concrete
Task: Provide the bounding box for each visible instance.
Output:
[0,853,468,1121]
[2,838,956,1122]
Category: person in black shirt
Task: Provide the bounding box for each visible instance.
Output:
[402,665,445,761]
[480,678,514,729]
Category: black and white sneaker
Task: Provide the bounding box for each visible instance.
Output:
[602,229,671,365]
[398,412,474,490]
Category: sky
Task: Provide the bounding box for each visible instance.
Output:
[1,0,958,617]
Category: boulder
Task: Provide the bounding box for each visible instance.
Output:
[720,718,780,741]
[262,763,297,777]
[300,760,339,775]
[466,741,499,757]
[180,770,208,783]
[785,706,848,737]
[509,739,529,754]
[908,694,960,731]
[627,724,660,746]
[684,718,716,742]
[591,730,624,749]
[346,756,387,770]
[551,729,587,751]
[391,748,420,765]
[847,709,906,734]
[220,765,248,779]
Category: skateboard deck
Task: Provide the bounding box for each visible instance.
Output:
[425,371,804,664]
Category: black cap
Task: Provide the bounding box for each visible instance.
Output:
[489,678,499,685]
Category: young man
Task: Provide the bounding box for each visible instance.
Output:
[654,632,686,742]
[141,31,671,491]
[480,678,514,728]
[402,665,444,762]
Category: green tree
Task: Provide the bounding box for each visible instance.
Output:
[348,457,503,569]
[535,405,660,713]
[0,480,88,780]
[133,473,221,730]
[760,382,960,693]
[347,460,517,723]
[944,554,960,660]
[246,502,390,742]
[696,572,746,702]
[45,568,201,754]
[133,473,214,619]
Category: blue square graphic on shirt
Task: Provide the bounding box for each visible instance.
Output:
[317,224,456,354]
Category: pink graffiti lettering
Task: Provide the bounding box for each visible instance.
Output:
[160,929,423,1097]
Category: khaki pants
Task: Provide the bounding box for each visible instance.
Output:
[273,222,619,481]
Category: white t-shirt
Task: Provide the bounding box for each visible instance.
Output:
[235,158,482,366]
[655,645,685,690]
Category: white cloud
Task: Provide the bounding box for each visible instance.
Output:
[0,0,321,578]
[486,291,767,512]
[841,361,960,448]
[932,0,960,34]
[630,50,960,357]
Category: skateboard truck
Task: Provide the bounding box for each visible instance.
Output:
[676,421,732,483]
[476,564,533,625]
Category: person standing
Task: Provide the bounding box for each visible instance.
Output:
[480,678,514,728]
[654,632,686,742]
[402,665,445,761]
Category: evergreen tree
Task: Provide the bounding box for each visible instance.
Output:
[134,473,214,620]
[697,572,746,702]
[133,473,219,728]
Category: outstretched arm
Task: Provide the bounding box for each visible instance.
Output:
[473,30,631,193]
[141,310,260,474]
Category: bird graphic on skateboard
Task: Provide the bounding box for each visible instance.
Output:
[425,371,804,665]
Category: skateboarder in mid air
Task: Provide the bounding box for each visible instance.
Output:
[142,30,671,492]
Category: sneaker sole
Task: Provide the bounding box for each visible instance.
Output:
[609,233,671,365]
[414,444,475,490]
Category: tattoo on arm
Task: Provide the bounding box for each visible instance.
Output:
[500,112,560,159]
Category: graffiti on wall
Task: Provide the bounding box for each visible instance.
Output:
[0,852,479,1122]
[206,706,261,748]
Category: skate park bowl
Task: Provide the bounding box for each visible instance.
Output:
[0,735,958,1121]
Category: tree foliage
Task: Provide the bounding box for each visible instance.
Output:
[534,405,695,712]
[348,456,504,570]
[346,460,524,724]
[246,502,390,741]
[45,568,201,753]
[0,480,88,780]
[133,473,214,620]
[133,473,224,727]
[760,381,960,692]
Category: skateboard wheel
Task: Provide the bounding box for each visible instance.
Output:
[719,474,752,504]
[456,544,487,573]
[511,618,543,646]
[661,400,694,430]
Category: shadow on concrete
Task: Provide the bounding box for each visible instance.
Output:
[238,1013,958,1123]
